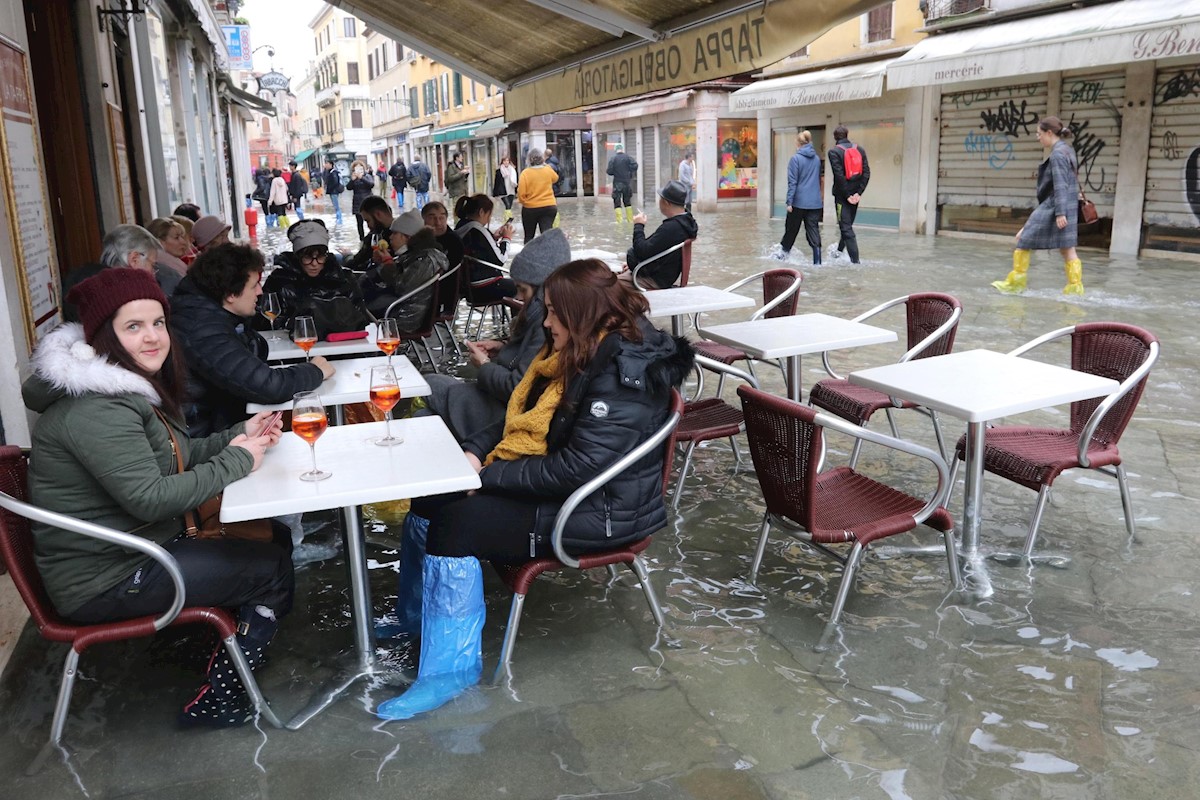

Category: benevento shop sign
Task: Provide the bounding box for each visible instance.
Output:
[504,0,885,119]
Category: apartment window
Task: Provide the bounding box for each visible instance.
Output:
[396,42,403,61]
[261,117,270,133]
[343,17,356,37]
[381,46,388,72]
[368,54,375,81]
[867,4,893,42]
[314,37,319,55]
[452,72,463,107]
[346,62,359,84]
[410,87,419,118]
[351,108,363,128]
[440,73,449,109]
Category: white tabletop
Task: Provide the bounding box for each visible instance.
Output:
[849,349,1119,423]
[699,313,896,359]
[220,417,481,522]
[263,326,387,361]
[646,285,755,319]
[572,247,624,272]
[246,355,430,413]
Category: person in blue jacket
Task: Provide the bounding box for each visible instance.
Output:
[777,130,823,264]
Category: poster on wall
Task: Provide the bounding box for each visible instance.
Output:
[717,120,758,198]
[108,103,136,224]
[0,38,59,350]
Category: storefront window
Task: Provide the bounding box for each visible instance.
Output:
[145,11,181,207]
[662,125,696,187]
[546,131,575,197]
[597,131,623,196]
[472,142,488,196]
[717,120,758,198]
[580,131,594,196]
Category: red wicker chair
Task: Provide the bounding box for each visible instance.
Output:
[948,322,1159,556]
[0,446,282,752]
[462,256,513,340]
[737,387,960,636]
[385,267,446,372]
[809,293,962,468]
[492,389,684,674]
[692,268,804,395]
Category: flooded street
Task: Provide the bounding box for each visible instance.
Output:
[2,197,1197,798]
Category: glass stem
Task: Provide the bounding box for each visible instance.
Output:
[309,443,318,473]
[384,411,392,439]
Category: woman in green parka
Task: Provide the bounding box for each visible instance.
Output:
[22,268,293,727]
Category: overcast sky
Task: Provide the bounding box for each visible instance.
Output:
[239,0,330,83]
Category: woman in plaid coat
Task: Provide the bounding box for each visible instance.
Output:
[992,116,1084,296]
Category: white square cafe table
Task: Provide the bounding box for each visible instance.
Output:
[698,312,897,401]
[262,326,386,362]
[221,416,481,727]
[246,354,430,423]
[849,349,1118,595]
[646,285,755,336]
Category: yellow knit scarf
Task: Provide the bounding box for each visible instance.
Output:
[485,349,564,466]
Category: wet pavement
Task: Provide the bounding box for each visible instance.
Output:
[2,196,1197,798]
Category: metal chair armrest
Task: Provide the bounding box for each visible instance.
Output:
[382,271,442,319]
[0,493,186,631]
[820,295,908,379]
[693,354,760,389]
[898,306,963,363]
[811,409,951,525]
[749,273,804,322]
[551,410,682,567]
[1076,339,1159,467]
[631,241,687,293]
[1006,325,1074,357]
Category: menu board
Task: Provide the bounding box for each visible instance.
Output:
[109,103,135,224]
[0,39,58,350]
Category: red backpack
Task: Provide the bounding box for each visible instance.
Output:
[838,143,863,180]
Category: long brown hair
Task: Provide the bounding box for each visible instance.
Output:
[542,259,648,383]
[90,310,189,421]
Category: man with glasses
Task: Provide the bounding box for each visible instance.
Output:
[61,224,181,322]
[262,219,366,331]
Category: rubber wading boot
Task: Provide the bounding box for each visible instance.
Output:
[376,556,484,720]
[375,513,429,640]
[625,206,635,222]
[504,208,513,222]
[614,207,624,223]
[992,249,1031,294]
[1063,259,1085,295]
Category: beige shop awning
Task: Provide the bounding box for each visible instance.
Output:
[888,0,1200,89]
[588,89,693,124]
[729,60,891,112]
[328,0,887,118]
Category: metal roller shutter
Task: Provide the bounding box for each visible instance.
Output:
[1144,66,1200,234]
[641,126,656,201]
[1060,70,1124,217]
[938,81,1050,209]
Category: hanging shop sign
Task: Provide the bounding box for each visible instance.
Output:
[257,70,291,94]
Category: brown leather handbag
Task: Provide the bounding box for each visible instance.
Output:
[156,410,273,542]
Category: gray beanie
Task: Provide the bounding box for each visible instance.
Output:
[510,228,571,287]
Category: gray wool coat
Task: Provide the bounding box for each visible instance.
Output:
[1017,140,1079,251]
[422,295,548,442]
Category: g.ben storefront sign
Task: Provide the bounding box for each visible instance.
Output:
[503,0,884,120]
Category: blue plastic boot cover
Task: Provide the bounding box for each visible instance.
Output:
[376,555,484,720]
[375,513,429,639]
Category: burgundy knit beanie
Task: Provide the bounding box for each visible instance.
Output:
[67,267,169,343]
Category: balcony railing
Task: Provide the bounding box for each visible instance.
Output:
[923,0,989,21]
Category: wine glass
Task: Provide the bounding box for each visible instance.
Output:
[369,365,403,447]
[292,391,331,481]
[262,293,281,331]
[376,317,400,366]
[294,316,317,362]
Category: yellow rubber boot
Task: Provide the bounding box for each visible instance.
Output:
[992,249,1031,294]
[504,208,513,222]
[625,206,635,222]
[614,207,624,223]
[1063,258,1084,295]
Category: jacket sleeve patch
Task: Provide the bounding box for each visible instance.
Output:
[589,401,610,419]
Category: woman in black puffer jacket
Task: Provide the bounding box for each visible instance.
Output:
[261,219,365,331]
[376,259,693,722]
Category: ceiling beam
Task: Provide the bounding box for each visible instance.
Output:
[523,0,661,41]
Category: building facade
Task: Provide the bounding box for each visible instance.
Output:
[310,5,371,167]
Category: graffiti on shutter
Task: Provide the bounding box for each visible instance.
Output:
[938,81,1049,208]
[1144,65,1200,230]
[1061,70,1123,216]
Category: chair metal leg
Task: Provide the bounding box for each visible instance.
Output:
[671,442,697,510]
[1022,485,1053,556]
[49,649,81,746]
[749,513,772,585]
[942,529,962,589]
[1115,464,1136,538]
[497,593,527,670]
[884,408,899,438]
[929,409,948,461]
[463,308,477,339]
[827,542,865,627]
[628,556,666,628]
[729,436,743,470]
[848,437,864,470]
[606,564,621,582]
[224,634,284,728]
[715,372,727,399]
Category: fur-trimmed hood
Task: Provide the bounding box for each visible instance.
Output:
[22,322,160,414]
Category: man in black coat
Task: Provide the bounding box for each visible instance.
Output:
[287,160,309,220]
[827,124,871,264]
[606,143,638,223]
[389,158,408,210]
[624,180,699,289]
[171,243,334,436]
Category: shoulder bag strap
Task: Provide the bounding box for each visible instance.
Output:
[152,407,201,535]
